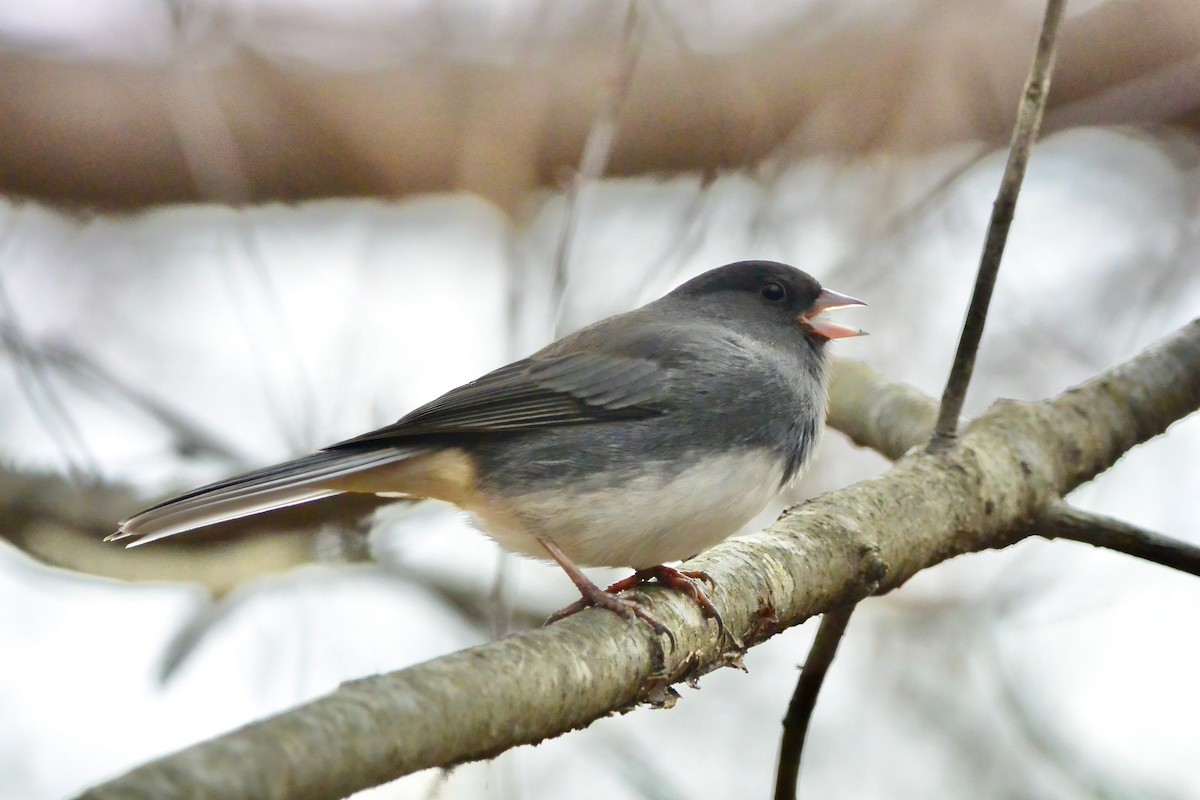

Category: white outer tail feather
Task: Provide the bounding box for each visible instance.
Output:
[114,446,422,547]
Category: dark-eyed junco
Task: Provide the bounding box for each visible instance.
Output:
[113,261,865,633]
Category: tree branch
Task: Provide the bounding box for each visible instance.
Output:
[1034,503,1200,578]
[77,319,1200,800]
[827,358,939,460]
[932,0,1066,442]
[828,353,1200,576]
[830,349,1200,566]
[772,606,855,800]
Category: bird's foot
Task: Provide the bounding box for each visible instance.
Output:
[544,564,724,642]
[545,582,675,645]
[638,565,726,639]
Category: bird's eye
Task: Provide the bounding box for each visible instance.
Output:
[760,281,787,302]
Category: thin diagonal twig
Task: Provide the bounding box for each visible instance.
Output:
[0,328,242,464]
[775,4,1069,795]
[1034,503,1200,578]
[0,282,100,480]
[931,0,1067,444]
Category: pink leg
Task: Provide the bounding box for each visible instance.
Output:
[538,538,673,640]
[539,539,724,638]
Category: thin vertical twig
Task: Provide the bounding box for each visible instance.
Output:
[235,215,320,450]
[549,1,646,335]
[773,607,855,800]
[931,0,1067,443]
[490,547,515,640]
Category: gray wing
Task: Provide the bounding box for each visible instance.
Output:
[115,336,671,545]
[328,349,668,447]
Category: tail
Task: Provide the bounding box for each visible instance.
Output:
[110,446,423,547]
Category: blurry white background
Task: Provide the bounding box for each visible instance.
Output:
[2,2,1199,799]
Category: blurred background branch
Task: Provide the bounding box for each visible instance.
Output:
[1,1,1199,211]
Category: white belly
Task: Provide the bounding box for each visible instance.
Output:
[467,449,787,569]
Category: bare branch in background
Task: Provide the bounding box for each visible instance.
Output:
[550,0,646,335]
[0,325,242,464]
[0,463,392,592]
[853,355,1200,800]
[488,549,516,640]
[829,357,1200,578]
[163,0,249,202]
[826,358,939,459]
[230,214,321,450]
[0,280,100,480]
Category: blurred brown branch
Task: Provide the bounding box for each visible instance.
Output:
[3,0,1199,211]
[0,464,389,594]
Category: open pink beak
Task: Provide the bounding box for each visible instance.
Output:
[799,288,867,339]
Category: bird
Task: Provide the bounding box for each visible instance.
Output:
[112,261,865,635]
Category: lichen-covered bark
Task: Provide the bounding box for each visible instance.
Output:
[78,320,1200,800]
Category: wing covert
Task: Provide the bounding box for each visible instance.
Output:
[328,350,668,447]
